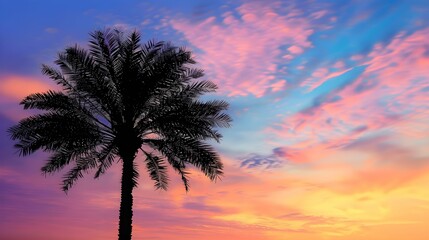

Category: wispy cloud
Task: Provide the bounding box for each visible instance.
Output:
[270,28,429,151]
[170,2,315,97]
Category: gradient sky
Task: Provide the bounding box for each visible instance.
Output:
[1,0,429,239]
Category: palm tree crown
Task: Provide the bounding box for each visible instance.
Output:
[8,29,231,240]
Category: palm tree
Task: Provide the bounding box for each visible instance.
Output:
[8,29,231,240]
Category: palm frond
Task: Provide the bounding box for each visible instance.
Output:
[41,149,74,174]
[140,98,231,143]
[56,45,121,120]
[21,90,74,111]
[41,64,73,92]
[94,142,118,178]
[142,150,169,190]
[62,153,98,192]
[145,138,223,184]
[8,112,101,156]
[172,161,190,192]
[88,29,121,79]
[42,147,91,174]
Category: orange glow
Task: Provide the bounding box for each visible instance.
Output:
[0,75,55,101]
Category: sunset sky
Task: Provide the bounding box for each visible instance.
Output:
[1,0,429,239]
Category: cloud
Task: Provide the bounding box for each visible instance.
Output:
[170,2,315,97]
[240,153,282,169]
[183,200,223,213]
[0,75,57,121]
[111,23,135,31]
[300,67,353,92]
[0,75,55,102]
[270,79,287,93]
[342,134,429,170]
[269,27,429,151]
[288,45,304,55]
[310,10,328,20]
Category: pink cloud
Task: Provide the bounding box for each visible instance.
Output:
[283,54,294,60]
[350,54,364,61]
[0,75,58,121]
[311,68,329,78]
[333,60,345,69]
[300,64,353,92]
[334,164,429,194]
[310,10,328,19]
[270,80,287,92]
[288,45,304,55]
[327,136,429,193]
[170,2,314,97]
[0,75,55,101]
[268,27,429,167]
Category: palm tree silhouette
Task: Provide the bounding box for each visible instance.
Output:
[8,29,231,240]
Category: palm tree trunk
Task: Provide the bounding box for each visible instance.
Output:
[118,154,134,240]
